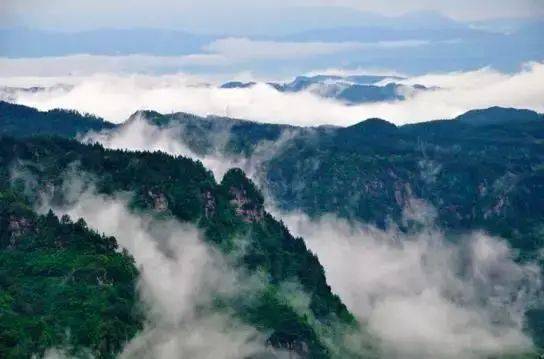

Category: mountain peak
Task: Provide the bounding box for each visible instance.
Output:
[346,118,397,133]
[455,106,541,126]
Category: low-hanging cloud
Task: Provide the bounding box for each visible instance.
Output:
[2,61,543,126]
[80,113,298,181]
[34,173,291,359]
[280,211,542,358]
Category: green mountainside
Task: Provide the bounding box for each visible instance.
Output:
[0,136,362,358]
[0,101,114,138]
[107,106,544,258]
[0,190,142,358]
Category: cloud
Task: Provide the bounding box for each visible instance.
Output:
[280,211,542,358]
[205,38,427,61]
[0,38,427,76]
[34,173,287,359]
[80,113,298,181]
[2,61,543,126]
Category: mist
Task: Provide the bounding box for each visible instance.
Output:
[79,113,297,181]
[2,61,543,126]
[34,173,290,359]
[280,211,542,358]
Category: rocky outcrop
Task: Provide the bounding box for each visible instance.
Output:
[203,190,216,218]
[221,168,265,223]
[229,187,264,223]
[7,215,34,248]
[148,190,169,213]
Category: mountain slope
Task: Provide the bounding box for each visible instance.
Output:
[0,190,142,358]
[0,136,364,358]
[0,101,115,138]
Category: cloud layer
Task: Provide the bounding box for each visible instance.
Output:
[2,61,543,126]
[281,212,542,358]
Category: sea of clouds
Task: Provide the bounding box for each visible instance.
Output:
[1,60,543,126]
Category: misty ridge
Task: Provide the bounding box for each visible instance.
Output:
[1,92,543,356]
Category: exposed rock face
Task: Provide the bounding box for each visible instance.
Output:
[221,168,265,223]
[148,190,168,212]
[7,215,34,248]
[203,190,216,218]
[229,187,264,223]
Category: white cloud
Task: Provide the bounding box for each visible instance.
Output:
[205,38,427,61]
[2,61,543,126]
[280,212,542,358]
[80,113,299,181]
[0,38,427,77]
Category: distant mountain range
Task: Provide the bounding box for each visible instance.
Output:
[1,13,542,73]
[221,74,430,104]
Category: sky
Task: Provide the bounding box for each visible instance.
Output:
[1,0,543,34]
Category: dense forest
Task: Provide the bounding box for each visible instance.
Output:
[0,190,142,358]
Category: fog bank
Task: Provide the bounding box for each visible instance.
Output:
[281,212,542,358]
[2,61,543,126]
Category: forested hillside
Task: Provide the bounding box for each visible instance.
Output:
[0,190,142,358]
[0,136,364,358]
[0,101,114,138]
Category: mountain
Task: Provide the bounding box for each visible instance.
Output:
[455,106,542,126]
[2,102,543,249]
[0,101,115,138]
[220,81,257,89]
[220,75,429,104]
[0,190,142,358]
[120,106,544,349]
[107,106,544,258]
[0,134,366,358]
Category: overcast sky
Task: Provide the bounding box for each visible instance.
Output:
[1,0,543,34]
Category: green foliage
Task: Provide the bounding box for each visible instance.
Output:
[0,191,142,359]
[0,101,114,138]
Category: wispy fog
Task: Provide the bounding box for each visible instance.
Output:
[35,173,291,358]
[2,61,543,125]
[280,211,542,358]
[80,113,296,181]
